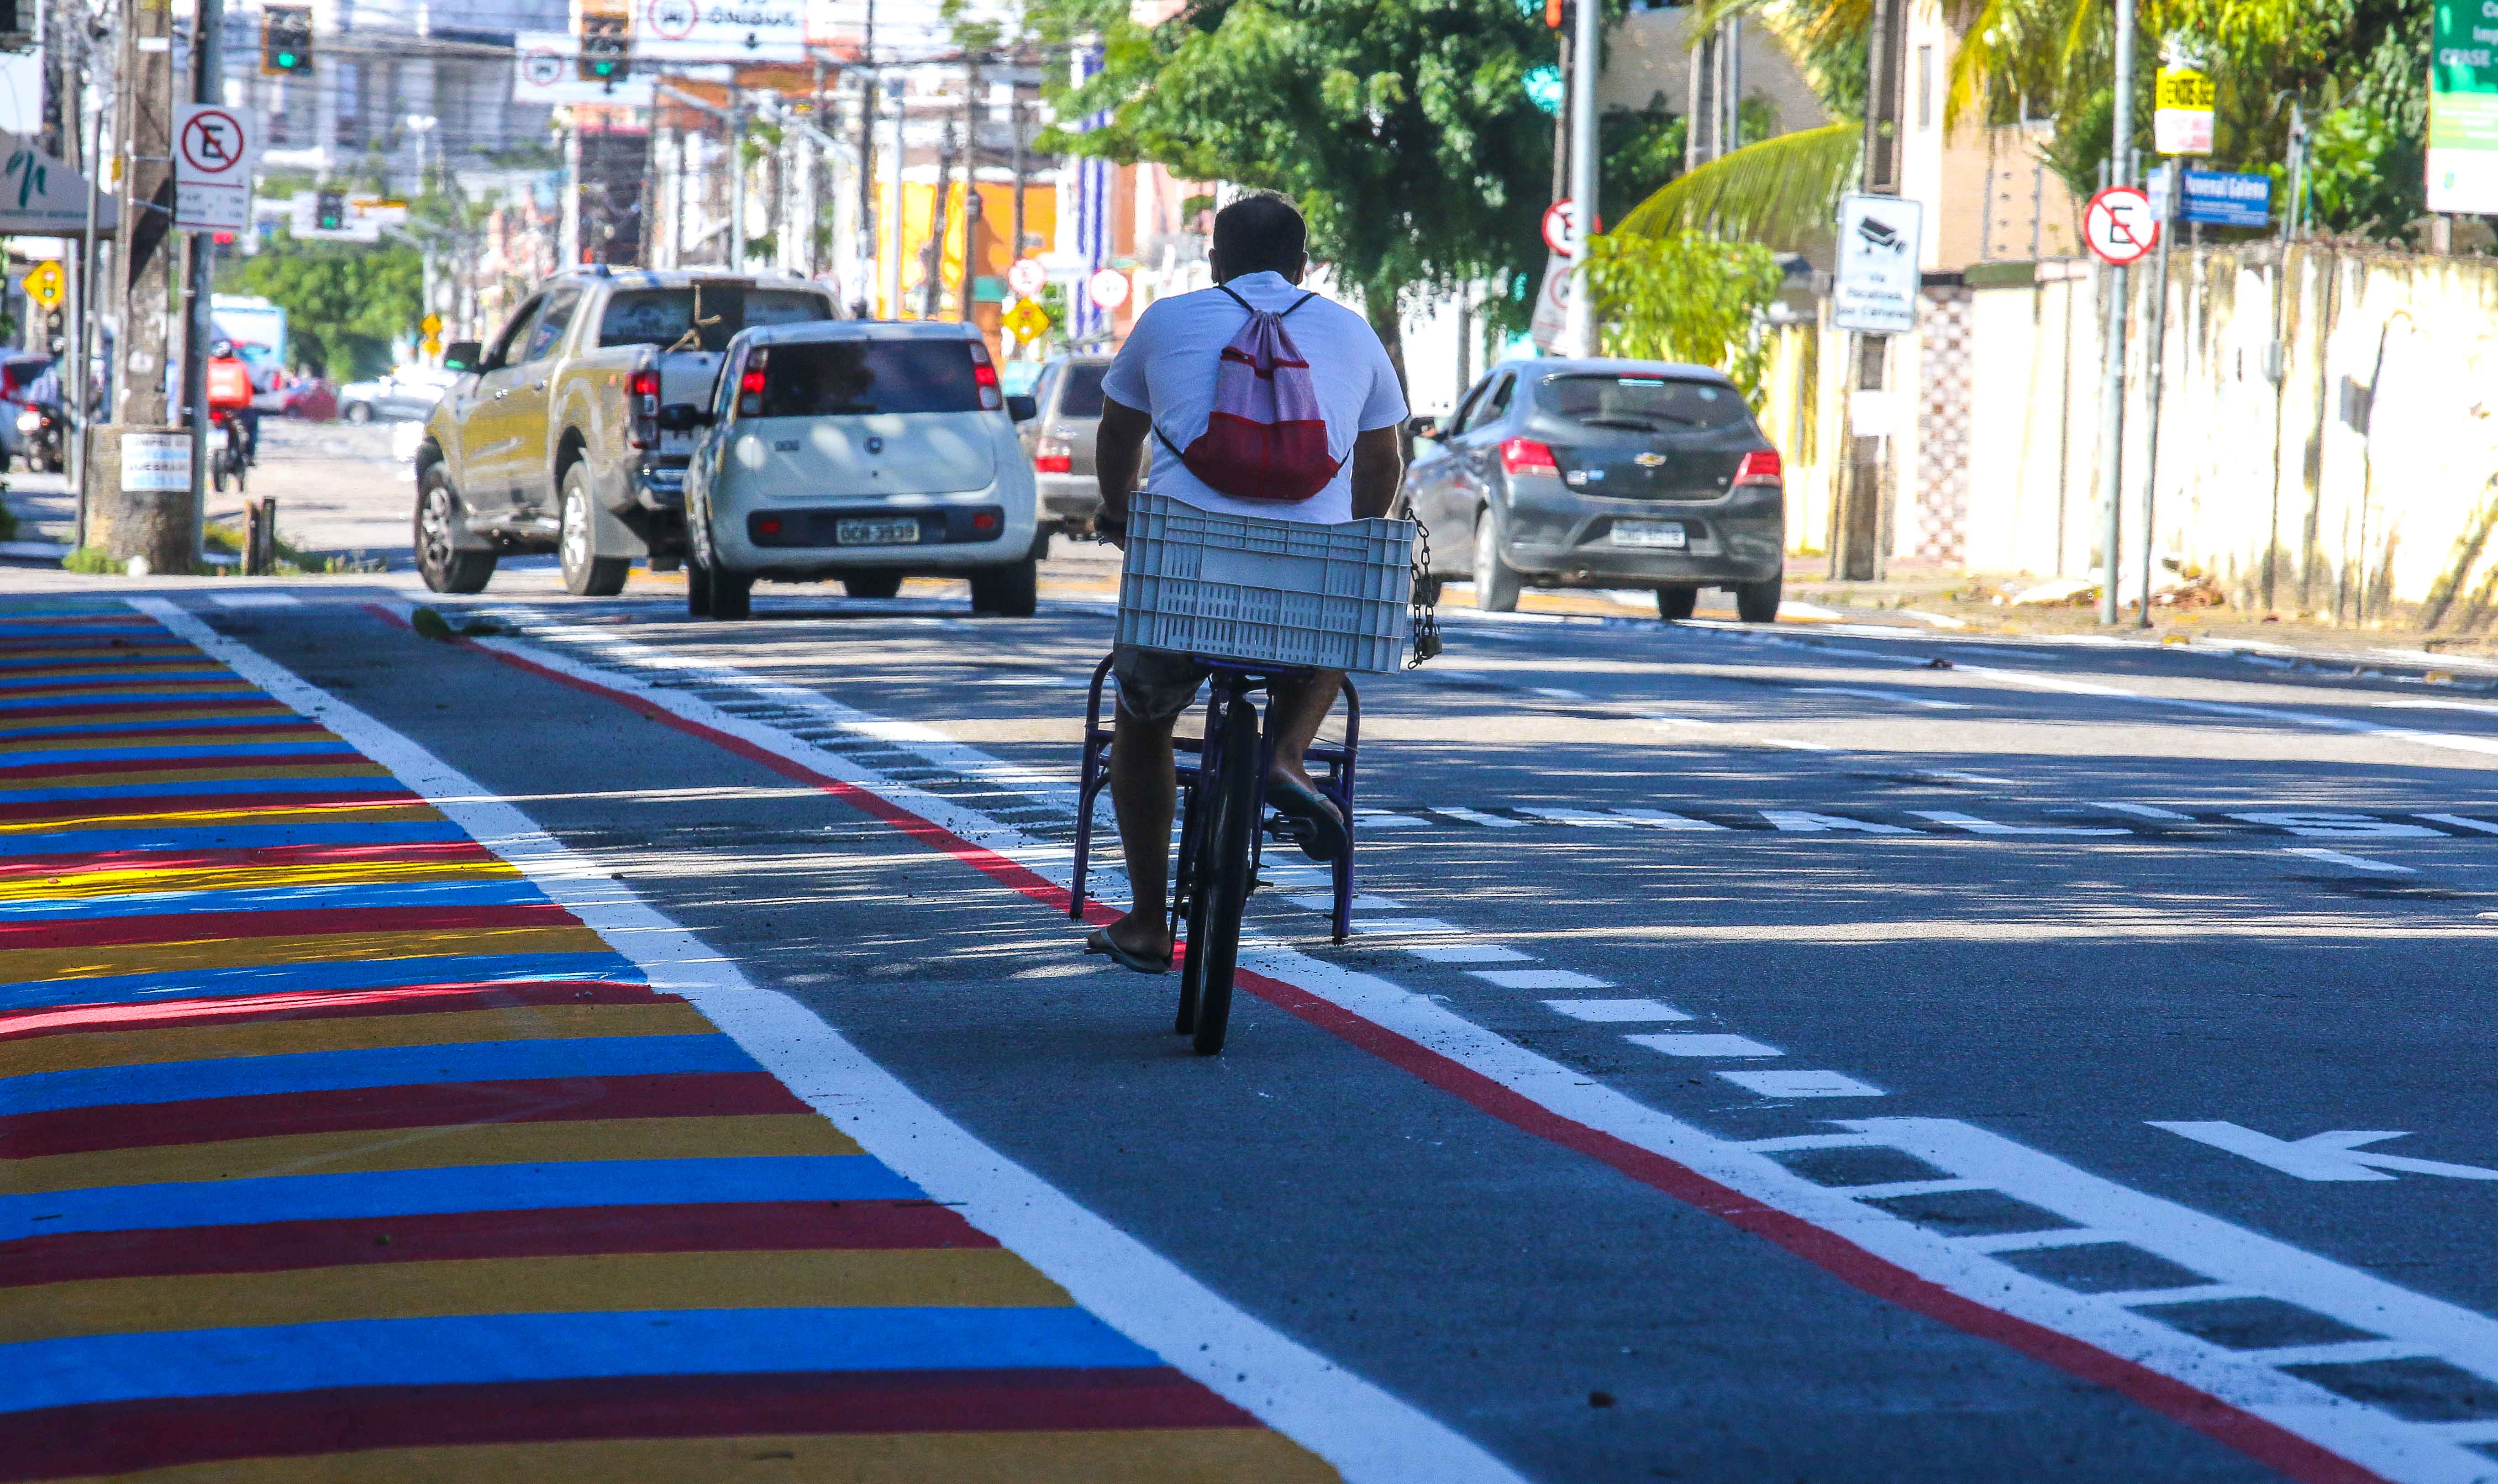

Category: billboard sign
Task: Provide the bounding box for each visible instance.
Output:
[2181,168,2271,228]
[634,0,806,63]
[2431,0,2498,213]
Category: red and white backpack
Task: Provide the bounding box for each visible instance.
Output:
[1155,284,1339,503]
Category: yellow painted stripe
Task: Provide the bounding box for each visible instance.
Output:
[0,646,200,663]
[0,763,389,790]
[4,1249,1075,1345]
[0,733,345,758]
[0,704,295,725]
[4,924,612,983]
[0,664,231,681]
[0,855,515,904]
[3,1000,715,1078]
[5,681,258,698]
[54,1430,1337,1484]
[9,1114,858,1194]
[0,801,440,834]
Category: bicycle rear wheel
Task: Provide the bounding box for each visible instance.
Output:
[1189,691,1262,1055]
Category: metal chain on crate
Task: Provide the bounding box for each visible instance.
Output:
[1403,502,1442,666]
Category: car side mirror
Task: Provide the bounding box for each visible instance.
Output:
[441,341,483,374]
[1007,394,1038,423]
[657,402,715,432]
[1407,415,1441,441]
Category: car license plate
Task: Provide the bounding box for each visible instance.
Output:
[836,517,923,546]
[1610,520,1687,549]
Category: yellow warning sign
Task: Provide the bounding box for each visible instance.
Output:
[23,262,62,310]
[1002,298,1051,344]
[420,313,442,337]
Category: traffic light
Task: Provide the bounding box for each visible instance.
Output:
[578,13,629,84]
[262,5,313,75]
[313,190,344,232]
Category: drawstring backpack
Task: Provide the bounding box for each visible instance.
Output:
[1154,285,1339,502]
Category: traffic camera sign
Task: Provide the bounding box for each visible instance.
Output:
[2083,186,2161,266]
[174,105,251,232]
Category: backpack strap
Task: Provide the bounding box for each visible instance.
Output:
[1215,283,1318,319]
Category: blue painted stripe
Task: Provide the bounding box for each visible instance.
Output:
[0,1156,922,1244]
[0,650,200,667]
[0,1306,1147,1414]
[0,877,545,921]
[0,716,298,744]
[0,669,230,689]
[8,1033,759,1116]
[0,622,160,635]
[0,822,465,855]
[0,951,643,1013]
[0,741,349,766]
[0,776,410,805]
[0,689,268,711]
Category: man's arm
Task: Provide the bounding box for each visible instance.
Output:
[1095,395,1153,543]
[1349,426,1404,520]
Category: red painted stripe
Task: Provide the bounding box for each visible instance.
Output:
[0,981,671,1043]
[0,698,293,723]
[0,751,371,783]
[0,1069,809,1158]
[0,837,496,880]
[0,720,329,747]
[0,787,423,825]
[430,614,2389,1484]
[0,681,256,699]
[0,1199,1003,1289]
[0,1367,1249,1481]
[1,900,581,951]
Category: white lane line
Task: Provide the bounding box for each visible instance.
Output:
[1285,892,1406,911]
[1626,1033,1784,1058]
[2418,813,2498,835]
[1739,1133,1886,1153]
[1918,770,2019,785]
[1950,659,2498,762]
[1352,916,1462,935]
[2101,1284,2257,1307]
[1404,943,1536,964]
[146,600,1523,1484]
[2230,811,2448,839]
[2237,1342,2434,1369]
[1468,968,1610,990]
[1532,686,1588,700]
[1759,810,1916,835]
[1543,997,1693,1023]
[2375,699,2498,716]
[1762,737,1840,752]
[2098,802,2199,821]
[1799,685,1974,710]
[2283,848,2418,874]
[1432,805,1530,828]
[1840,1179,1990,1201]
[1909,810,2133,837]
[207,591,301,607]
[1641,713,1730,730]
[1355,810,1430,828]
[1718,1069,1886,1099]
[1609,808,1728,830]
[451,605,2498,1484]
[1516,806,1635,828]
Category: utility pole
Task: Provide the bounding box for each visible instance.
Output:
[2095,0,2135,626]
[182,0,226,544]
[1834,0,1906,583]
[92,0,186,573]
[1559,0,1599,356]
[2139,163,2172,628]
[885,91,905,316]
[959,58,980,324]
[1010,77,1027,263]
[857,0,877,310]
[920,117,954,320]
[729,89,747,269]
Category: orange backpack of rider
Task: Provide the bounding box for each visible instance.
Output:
[205,359,252,410]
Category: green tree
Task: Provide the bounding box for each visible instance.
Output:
[1022,0,1576,379]
[217,233,424,379]
[1573,229,1783,398]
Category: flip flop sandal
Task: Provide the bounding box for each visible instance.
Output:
[1266,778,1348,863]
[1085,926,1172,975]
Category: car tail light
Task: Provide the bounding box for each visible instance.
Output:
[756,516,783,536]
[968,340,1002,411]
[1734,449,1783,485]
[1500,437,1560,477]
[1033,435,1072,474]
[972,509,1000,532]
[737,348,768,417]
[628,367,661,449]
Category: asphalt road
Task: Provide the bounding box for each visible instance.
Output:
[132,570,2498,1483]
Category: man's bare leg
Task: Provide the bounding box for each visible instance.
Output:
[1266,668,1344,790]
[1105,707,1178,960]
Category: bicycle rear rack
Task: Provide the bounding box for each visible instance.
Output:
[1069,653,1362,945]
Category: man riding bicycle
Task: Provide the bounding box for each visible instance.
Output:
[1087,193,1409,974]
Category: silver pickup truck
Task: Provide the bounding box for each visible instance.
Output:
[413,267,841,595]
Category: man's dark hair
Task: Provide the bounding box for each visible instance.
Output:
[1212,193,1307,277]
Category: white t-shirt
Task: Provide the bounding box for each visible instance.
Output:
[1100,270,1409,523]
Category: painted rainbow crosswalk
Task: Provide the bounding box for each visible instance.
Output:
[0,600,1335,1482]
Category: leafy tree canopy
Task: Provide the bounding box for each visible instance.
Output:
[1576,229,1783,398]
[216,233,424,380]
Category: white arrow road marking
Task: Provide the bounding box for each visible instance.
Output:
[2231,812,2448,838]
[2151,1123,2498,1182]
[2283,848,2417,874]
[1759,809,1916,834]
[1910,810,2132,836]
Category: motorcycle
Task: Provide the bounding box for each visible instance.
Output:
[14,404,63,474]
[209,408,252,494]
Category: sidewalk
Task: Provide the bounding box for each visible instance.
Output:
[0,597,1329,1481]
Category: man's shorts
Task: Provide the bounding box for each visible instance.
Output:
[1111,645,1210,726]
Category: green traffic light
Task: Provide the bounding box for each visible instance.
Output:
[277,51,295,65]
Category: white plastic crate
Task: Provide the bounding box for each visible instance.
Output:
[1115,492,1415,673]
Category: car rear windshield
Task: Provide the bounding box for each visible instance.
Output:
[598,287,833,352]
[1058,363,1108,418]
[760,341,983,417]
[1535,374,1748,431]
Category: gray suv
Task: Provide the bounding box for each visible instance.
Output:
[1407,359,1787,621]
[1018,354,1113,533]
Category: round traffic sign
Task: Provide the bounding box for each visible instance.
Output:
[2083,186,2161,266]
[520,49,566,88]
[1541,199,1582,257]
[179,107,247,178]
[646,0,698,41]
[1006,257,1046,299]
[1087,268,1131,311]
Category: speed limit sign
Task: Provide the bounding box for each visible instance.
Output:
[2083,186,2161,266]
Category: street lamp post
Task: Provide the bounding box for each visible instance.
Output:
[1559,0,1600,358]
[2095,0,2135,626]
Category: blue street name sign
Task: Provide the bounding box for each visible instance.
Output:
[2181,168,2272,228]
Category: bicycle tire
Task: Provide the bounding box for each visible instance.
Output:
[1173,781,1208,1035]
[1191,693,1262,1055]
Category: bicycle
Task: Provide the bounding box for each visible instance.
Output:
[1071,656,1363,1056]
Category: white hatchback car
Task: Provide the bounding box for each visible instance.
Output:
[675,321,1043,619]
